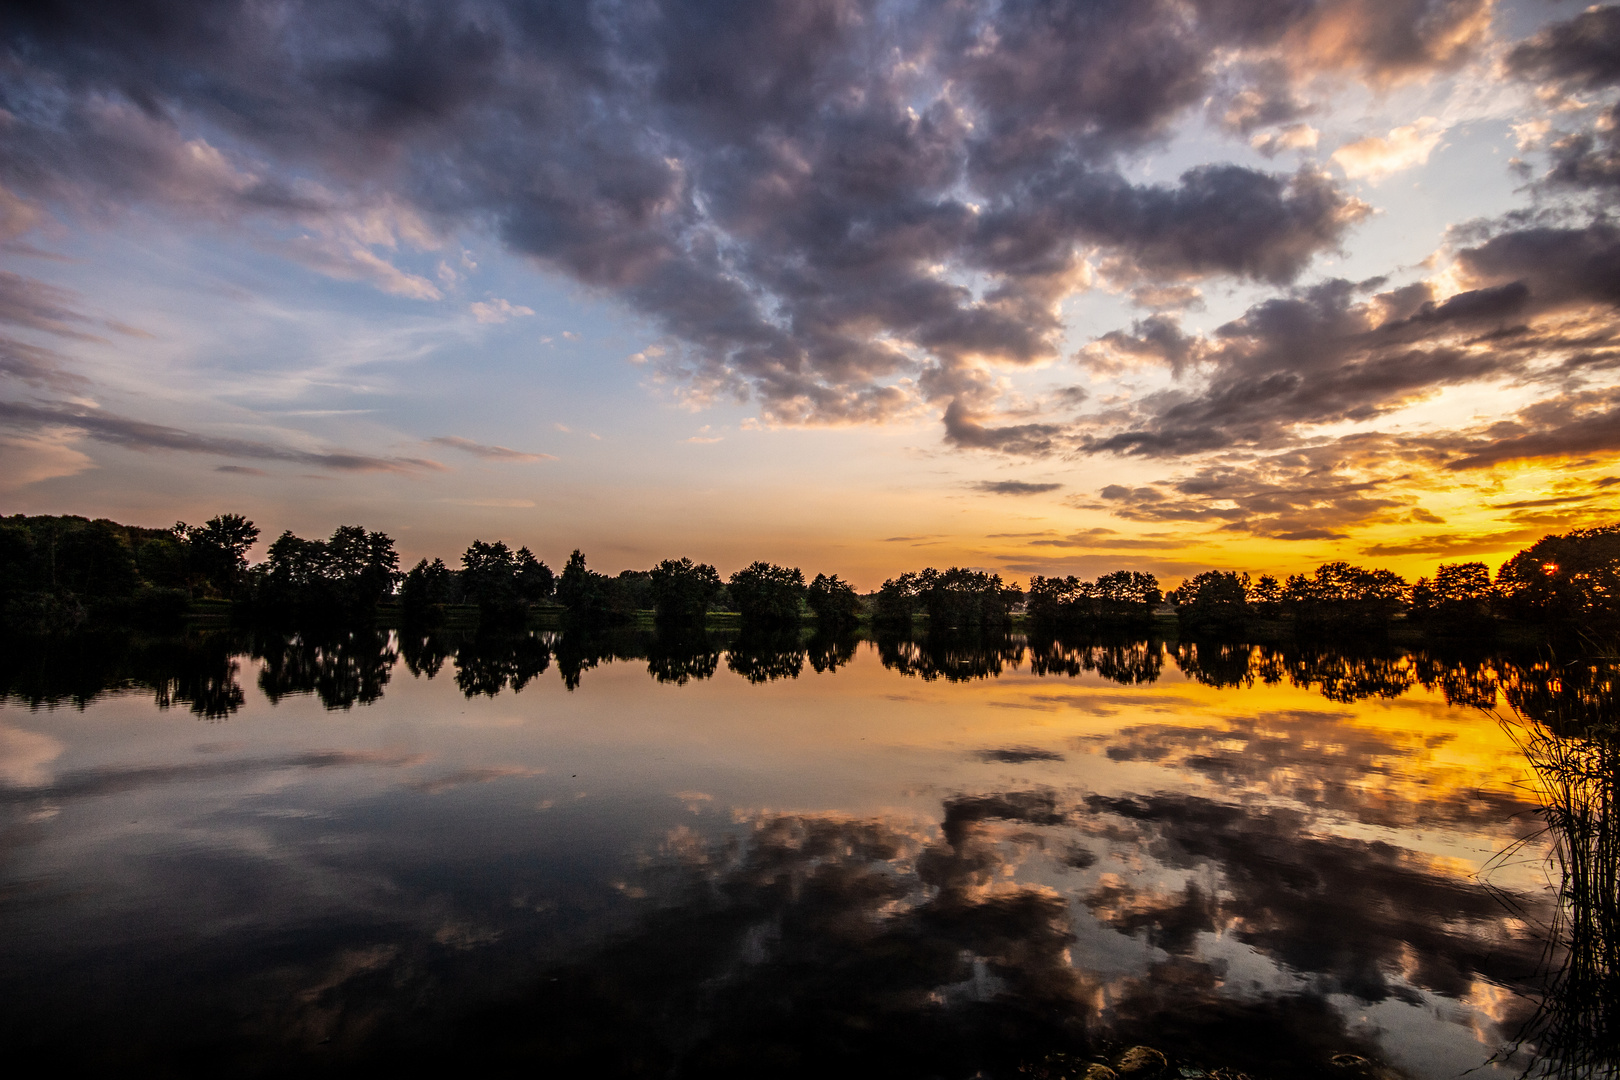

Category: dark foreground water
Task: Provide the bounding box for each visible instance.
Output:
[0,629,1613,1078]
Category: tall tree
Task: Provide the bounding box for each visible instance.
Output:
[175,513,259,598]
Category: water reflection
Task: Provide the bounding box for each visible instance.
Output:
[0,631,247,717]
[876,630,1025,682]
[4,626,1616,1076]
[254,627,397,710]
[1495,656,1620,1078]
[4,626,1616,721]
[1029,634,1166,684]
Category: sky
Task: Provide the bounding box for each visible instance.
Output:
[1,0,1617,588]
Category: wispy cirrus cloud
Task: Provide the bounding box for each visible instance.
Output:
[0,400,449,474]
[425,435,554,463]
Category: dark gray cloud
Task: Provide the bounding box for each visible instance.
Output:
[1507,7,1620,192]
[0,0,1465,437]
[971,479,1062,495]
[0,399,450,473]
[1067,215,1620,477]
[1506,5,1620,92]
[1085,448,1410,540]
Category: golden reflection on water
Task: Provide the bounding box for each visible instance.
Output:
[0,633,1588,1078]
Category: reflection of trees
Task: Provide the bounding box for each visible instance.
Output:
[0,630,247,718]
[877,631,1023,682]
[453,632,552,697]
[1275,646,1412,703]
[725,627,805,683]
[1411,649,1499,710]
[399,627,454,679]
[1172,641,1255,689]
[645,627,721,685]
[552,627,646,691]
[149,644,245,720]
[1496,654,1620,1079]
[1170,643,1416,704]
[1028,634,1165,685]
[806,629,858,674]
[254,628,396,710]
[1500,655,1620,738]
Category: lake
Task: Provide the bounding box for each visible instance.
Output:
[0,627,1611,1078]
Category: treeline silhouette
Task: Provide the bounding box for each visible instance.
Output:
[1168,524,1620,641]
[3,512,1616,642]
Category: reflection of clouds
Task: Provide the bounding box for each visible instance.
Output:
[978,747,1065,763]
[0,749,424,803]
[404,765,543,795]
[1089,709,1536,833]
[453,788,1529,1076]
[1078,793,1543,1005]
[0,723,64,786]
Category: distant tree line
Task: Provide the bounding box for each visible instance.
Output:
[1169,524,1620,640]
[3,511,1616,642]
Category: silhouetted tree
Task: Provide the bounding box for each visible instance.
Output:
[1171,571,1250,638]
[729,561,806,626]
[1247,573,1284,618]
[1412,561,1497,635]
[556,550,613,622]
[1498,524,1620,634]
[402,557,460,622]
[874,571,921,625]
[1029,571,1158,630]
[1284,561,1408,634]
[807,572,861,629]
[258,525,398,620]
[175,513,259,598]
[515,546,555,602]
[650,557,723,625]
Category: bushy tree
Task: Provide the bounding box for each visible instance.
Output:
[1497,524,1620,632]
[917,567,1021,631]
[174,513,259,598]
[807,572,861,628]
[1246,573,1284,618]
[1284,561,1408,633]
[402,557,459,620]
[56,520,140,600]
[729,561,806,626]
[1411,562,1497,632]
[259,525,398,618]
[1171,570,1250,637]
[874,571,921,624]
[515,547,554,602]
[555,550,611,619]
[1027,570,1160,628]
[649,557,723,625]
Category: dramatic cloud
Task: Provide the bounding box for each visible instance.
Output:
[0,0,1459,438]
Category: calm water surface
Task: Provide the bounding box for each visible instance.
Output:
[0,630,1593,1077]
